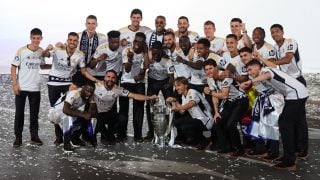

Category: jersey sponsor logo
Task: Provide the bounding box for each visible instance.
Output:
[287,44,293,51]
[269,50,275,56]
[26,62,40,69]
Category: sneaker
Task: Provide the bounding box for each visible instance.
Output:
[296,151,309,160]
[13,137,22,148]
[143,132,154,142]
[30,137,43,146]
[195,139,211,151]
[231,149,245,157]
[273,162,297,171]
[63,143,75,152]
[71,138,86,147]
[247,150,268,157]
[134,137,144,143]
[54,137,63,146]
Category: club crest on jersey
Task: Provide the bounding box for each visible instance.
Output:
[269,50,275,56]
[169,66,175,73]
[14,56,20,61]
[122,89,129,95]
[242,67,247,73]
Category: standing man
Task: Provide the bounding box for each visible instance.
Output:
[118,33,148,142]
[11,28,51,148]
[203,20,225,54]
[119,8,152,48]
[242,60,308,171]
[270,24,306,86]
[146,15,168,48]
[229,18,252,49]
[174,16,200,44]
[42,32,98,145]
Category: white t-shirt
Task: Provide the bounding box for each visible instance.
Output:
[121,47,145,83]
[261,68,308,100]
[119,25,152,48]
[209,36,225,53]
[65,89,87,109]
[92,42,123,76]
[253,41,276,60]
[274,38,302,78]
[208,72,246,100]
[182,89,213,130]
[94,83,129,113]
[12,45,45,91]
[166,48,192,79]
[148,57,174,80]
[48,48,85,86]
[222,52,247,76]
[175,31,200,44]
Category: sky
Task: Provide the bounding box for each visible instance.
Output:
[0,0,319,73]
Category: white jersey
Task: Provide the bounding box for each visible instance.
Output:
[260,67,308,100]
[65,89,87,109]
[209,36,225,53]
[148,57,174,80]
[210,72,247,100]
[222,52,247,76]
[274,38,302,78]
[175,31,200,44]
[48,48,85,86]
[119,25,152,47]
[121,47,145,83]
[166,48,192,79]
[94,83,129,113]
[146,31,164,48]
[92,42,123,76]
[12,45,45,91]
[253,42,276,60]
[182,89,213,130]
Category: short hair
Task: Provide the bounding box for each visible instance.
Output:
[107,30,120,39]
[204,20,215,28]
[230,18,242,23]
[164,31,175,37]
[68,32,79,39]
[156,15,166,21]
[151,41,163,49]
[270,24,283,31]
[203,59,217,68]
[106,69,118,77]
[174,76,189,85]
[86,15,97,21]
[197,38,210,48]
[178,16,189,22]
[226,34,238,40]
[239,47,253,54]
[131,8,143,17]
[245,59,263,68]
[30,28,42,36]
[135,32,146,41]
[253,27,265,37]
[83,80,96,90]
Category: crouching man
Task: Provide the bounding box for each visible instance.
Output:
[166,77,213,150]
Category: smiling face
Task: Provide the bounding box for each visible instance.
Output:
[177,18,189,34]
[29,35,42,49]
[246,64,261,78]
[85,18,97,34]
[104,71,117,89]
[81,85,95,101]
[174,81,188,95]
[67,35,79,50]
[204,24,215,38]
[240,51,252,65]
[155,17,166,33]
[271,27,284,44]
[226,36,238,53]
[204,64,218,78]
[252,28,265,45]
[130,13,142,27]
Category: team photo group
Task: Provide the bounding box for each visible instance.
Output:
[11,8,308,172]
